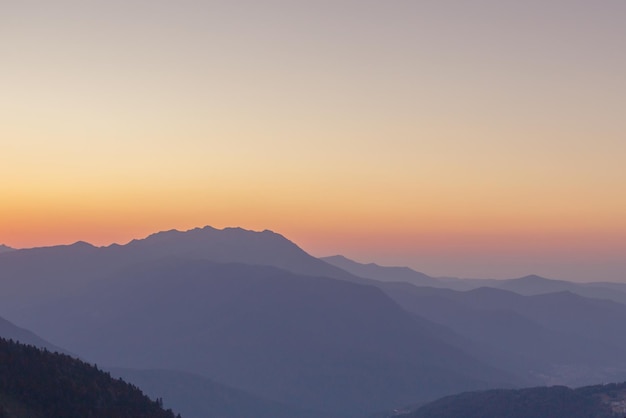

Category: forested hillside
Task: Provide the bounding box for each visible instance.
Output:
[401,383,626,418]
[0,338,180,418]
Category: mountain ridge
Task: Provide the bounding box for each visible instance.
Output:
[18,258,515,417]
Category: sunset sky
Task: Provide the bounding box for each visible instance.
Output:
[2,1,625,281]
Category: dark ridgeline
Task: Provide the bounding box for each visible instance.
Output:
[0,337,180,418]
[399,382,626,418]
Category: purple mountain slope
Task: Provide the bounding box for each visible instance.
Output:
[20,259,515,418]
[378,282,626,386]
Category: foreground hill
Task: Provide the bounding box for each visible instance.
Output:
[400,382,626,418]
[0,338,179,418]
[21,259,513,417]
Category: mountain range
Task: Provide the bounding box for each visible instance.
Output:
[1,225,626,417]
[323,255,626,305]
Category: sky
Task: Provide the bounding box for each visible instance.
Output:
[1,1,625,282]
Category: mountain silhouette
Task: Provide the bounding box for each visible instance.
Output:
[321,255,434,286]
[483,274,626,305]
[0,227,354,319]
[325,255,626,305]
[119,226,353,279]
[5,226,626,415]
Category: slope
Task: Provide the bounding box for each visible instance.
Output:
[321,255,434,286]
[0,316,66,354]
[21,259,515,418]
[109,368,323,418]
[378,282,626,386]
[0,337,179,418]
[400,382,626,418]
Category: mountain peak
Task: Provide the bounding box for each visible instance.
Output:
[69,241,95,248]
[515,274,551,282]
[117,225,353,280]
[0,244,15,253]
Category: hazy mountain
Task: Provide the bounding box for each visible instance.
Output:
[7,227,626,414]
[321,255,434,286]
[324,256,626,305]
[109,368,323,418]
[484,274,626,305]
[118,226,353,280]
[399,382,626,418]
[0,245,14,254]
[0,315,67,354]
[0,242,106,316]
[378,282,626,386]
[0,338,179,418]
[0,227,354,318]
[21,259,514,418]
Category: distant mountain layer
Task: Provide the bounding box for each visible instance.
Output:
[325,255,626,304]
[321,255,434,286]
[0,315,67,354]
[0,226,354,316]
[0,245,14,254]
[109,368,322,418]
[0,338,179,418]
[379,282,626,386]
[400,382,626,418]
